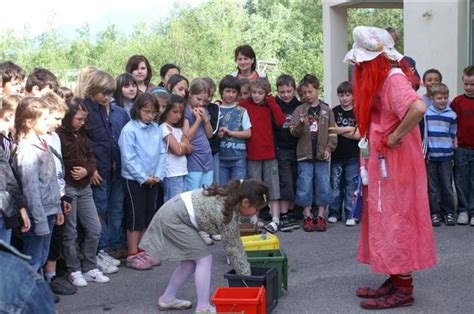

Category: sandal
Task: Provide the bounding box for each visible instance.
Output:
[263,221,279,234]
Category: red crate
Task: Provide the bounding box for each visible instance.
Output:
[211,287,266,314]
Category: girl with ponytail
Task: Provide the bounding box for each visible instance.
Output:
[140,179,269,313]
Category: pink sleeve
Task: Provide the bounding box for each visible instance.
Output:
[385,74,420,120]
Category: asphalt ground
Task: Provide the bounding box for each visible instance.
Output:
[57,222,474,313]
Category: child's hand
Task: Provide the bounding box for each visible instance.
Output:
[196,107,209,123]
[63,201,72,215]
[217,128,225,138]
[299,113,308,124]
[90,170,103,186]
[192,108,202,120]
[219,127,230,137]
[56,213,64,226]
[71,166,88,181]
[19,207,30,233]
[324,149,331,160]
[144,176,158,186]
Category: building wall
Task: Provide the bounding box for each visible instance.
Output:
[323,0,470,105]
[403,0,469,95]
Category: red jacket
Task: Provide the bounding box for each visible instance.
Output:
[239,96,285,160]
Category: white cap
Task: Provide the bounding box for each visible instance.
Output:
[344,26,404,65]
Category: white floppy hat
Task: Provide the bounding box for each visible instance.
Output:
[344,26,404,65]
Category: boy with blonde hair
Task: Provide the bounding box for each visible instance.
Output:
[425,83,457,226]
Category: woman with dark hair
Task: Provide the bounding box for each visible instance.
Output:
[125,55,155,93]
[231,44,265,81]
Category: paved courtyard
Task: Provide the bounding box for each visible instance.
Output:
[57,223,474,313]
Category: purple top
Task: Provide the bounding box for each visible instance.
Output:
[184,107,213,172]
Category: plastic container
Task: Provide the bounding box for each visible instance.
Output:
[240,223,259,236]
[246,249,288,297]
[224,266,278,313]
[241,233,280,251]
[211,287,266,314]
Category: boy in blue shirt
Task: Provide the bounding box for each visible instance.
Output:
[217,75,252,185]
[425,83,457,226]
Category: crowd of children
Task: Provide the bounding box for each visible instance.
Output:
[0,46,473,311]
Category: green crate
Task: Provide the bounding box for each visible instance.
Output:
[246,249,287,297]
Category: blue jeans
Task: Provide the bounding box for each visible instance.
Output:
[454,147,474,215]
[427,160,455,216]
[185,171,213,191]
[219,158,247,186]
[0,243,55,313]
[213,153,220,185]
[92,177,125,250]
[163,176,186,202]
[22,214,56,273]
[295,161,330,207]
[329,157,359,220]
[0,216,12,244]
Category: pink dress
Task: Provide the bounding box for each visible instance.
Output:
[357,71,437,274]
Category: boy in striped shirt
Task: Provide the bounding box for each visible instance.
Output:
[425,83,457,226]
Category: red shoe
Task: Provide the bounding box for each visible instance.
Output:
[356,278,394,298]
[360,286,414,309]
[303,217,315,232]
[314,216,327,232]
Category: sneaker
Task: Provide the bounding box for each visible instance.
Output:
[98,250,121,266]
[199,231,214,245]
[69,271,87,287]
[97,254,119,274]
[303,217,315,232]
[470,217,474,226]
[328,216,338,223]
[279,215,293,232]
[211,234,222,241]
[158,298,192,311]
[457,211,469,225]
[288,213,300,230]
[83,269,110,283]
[263,221,278,233]
[138,251,161,267]
[49,277,78,295]
[314,216,327,232]
[444,213,456,226]
[431,214,441,227]
[345,218,357,226]
[127,253,153,270]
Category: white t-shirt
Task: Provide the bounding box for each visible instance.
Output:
[160,123,188,178]
[180,191,198,229]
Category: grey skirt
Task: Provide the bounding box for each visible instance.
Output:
[139,195,210,261]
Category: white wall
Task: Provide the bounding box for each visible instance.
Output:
[323,2,348,106]
[404,0,469,96]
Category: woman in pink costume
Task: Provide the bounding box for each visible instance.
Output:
[344,26,436,310]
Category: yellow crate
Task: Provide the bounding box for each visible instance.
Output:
[241,233,280,251]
